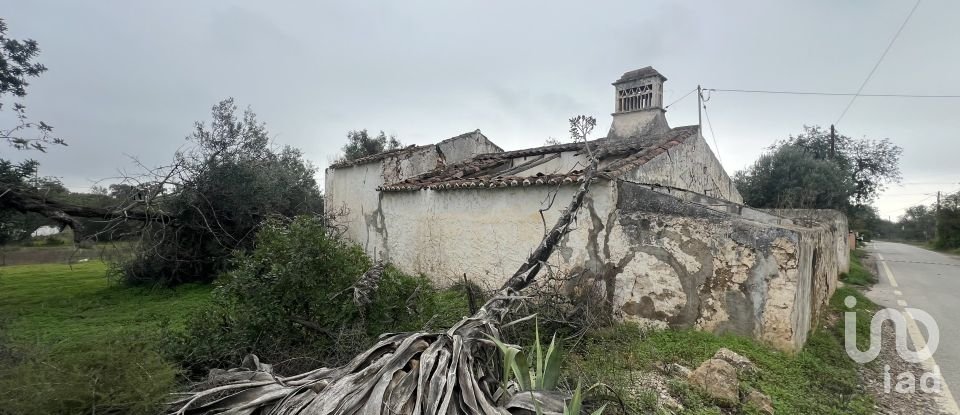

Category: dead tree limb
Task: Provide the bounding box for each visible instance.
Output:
[352,261,386,308]
[0,185,176,241]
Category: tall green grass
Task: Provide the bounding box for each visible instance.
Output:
[0,261,212,414]
[840,249,877,286]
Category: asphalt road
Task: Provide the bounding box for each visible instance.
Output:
[866,241,960,412]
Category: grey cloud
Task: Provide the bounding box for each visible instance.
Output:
[2,0,958,220]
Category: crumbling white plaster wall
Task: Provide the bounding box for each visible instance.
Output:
[324,132,502,258]
[377,182,618,290]
[436,131,503,164]
[324,161,390,257]
[622,133,743,204]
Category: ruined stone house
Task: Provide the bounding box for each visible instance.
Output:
[324,67,849,352]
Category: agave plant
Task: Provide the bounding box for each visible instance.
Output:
[564,382,606,415]
[488,323,605,414]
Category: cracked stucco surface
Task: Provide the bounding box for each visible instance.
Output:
[324,134,501,259]
[623,134,742,204]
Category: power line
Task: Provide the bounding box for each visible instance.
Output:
[892,186,960,211]
[882,193,938,197]
[897,182,960,186]
[835,0,922,125]
[705,88,960,99]
[892,193,938,211]
[665,87,698,109]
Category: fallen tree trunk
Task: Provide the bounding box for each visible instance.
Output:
[170,153,602,415]
[1,185,201,242]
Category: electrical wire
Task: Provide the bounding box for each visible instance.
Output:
[891,193,937,211]
[882,193,938,197]
[704,88,960,98]
[891,186,960,211]
[701,100,722,164]
[835,0,922,125]
[665,87,698,109]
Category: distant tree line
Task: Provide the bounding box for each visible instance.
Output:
[882,192,960,249]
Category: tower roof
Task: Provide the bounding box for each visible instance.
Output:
[614,66,667,85]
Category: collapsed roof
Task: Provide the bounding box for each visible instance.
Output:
[378,125,699,191]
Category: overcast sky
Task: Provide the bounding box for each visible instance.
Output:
[3,0,958,220]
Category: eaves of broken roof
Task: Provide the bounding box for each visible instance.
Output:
[378,125,699,192]
[328,130,497,169]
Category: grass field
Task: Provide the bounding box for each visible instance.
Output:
[0,254,876,414]
[0,261,212,414]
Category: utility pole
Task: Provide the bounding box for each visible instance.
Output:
[936,190,942,241]
[697,85,702,132]
[830,124,836,159]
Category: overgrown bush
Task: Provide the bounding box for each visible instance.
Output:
[934,204,960,250]
[113,99,324,286]
[168,216,471,376]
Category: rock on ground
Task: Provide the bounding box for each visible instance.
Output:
[688,358,739,406]
[713,347,757,375]
[743,388,774,414]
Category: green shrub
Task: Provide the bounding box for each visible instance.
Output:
[168,216,471,376]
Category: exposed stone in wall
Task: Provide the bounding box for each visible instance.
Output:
[763,208,850,325]
[760,237,803,350]
[582,182,845,351]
